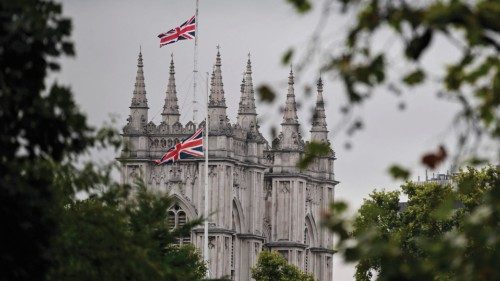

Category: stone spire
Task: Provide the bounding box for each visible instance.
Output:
[237,53,258,131]
[282,66,299,125]
[310,76,329,142]
[278,66,302,150]
[126,49,149,132]
[208,46,229,131]
[161,54,180,125]
[130,50,148,109]
[209,46,227,108]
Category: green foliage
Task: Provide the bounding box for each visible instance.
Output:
[0,1,210,280]
[387,165,410,180]
[323,166,500,281]
[48,183,207,281]
[257,85,276,103]
[0,1,93,279]
[251,251,314,281]
[284,0,500,166]
[282,48,294,65]
[286,0,312,14]
[402,69,426,86]
[297,141,331,170]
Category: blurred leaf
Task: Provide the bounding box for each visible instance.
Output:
[405,29,433,61]
[257,85,276,103]
[286,0,312,14]
[421,145,447,169]
[282,48,294,65]
[388,165,410,180]
[347,119,364,136]
[297,141,331,170]
[403,69,426,86]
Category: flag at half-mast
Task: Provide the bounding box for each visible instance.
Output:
[158,15,196,47]
[154,128,204,165]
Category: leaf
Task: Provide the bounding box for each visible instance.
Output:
[402,69,426,86]
[297,141,331,170]
[388,165,410,180]
[405,29,433,61]
[421,145,447,169]
[286,0,312,14]
[282,48,294,65]
[257,85,276,103]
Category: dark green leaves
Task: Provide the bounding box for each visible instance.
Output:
[257,84,276,103]
[297,141,331,170]
[405,29,433,61]
[282,48,294,65]
[388,165,410,180]
[286,0,312,14]
[402,69,426,86]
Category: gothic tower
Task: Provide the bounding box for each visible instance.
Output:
[118,50,337,281]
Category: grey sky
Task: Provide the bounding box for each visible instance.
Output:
[55,0,467,279]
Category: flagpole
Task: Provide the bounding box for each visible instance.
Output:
[203,71,210,278]
[192,0,199,125]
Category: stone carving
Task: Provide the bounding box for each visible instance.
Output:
[209,237,216,249]
[280,182,290,194]
[169,164,182,182]
[264,181,272,199]
[209,166,217,178]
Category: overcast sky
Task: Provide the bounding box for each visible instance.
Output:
[54,0,469,279]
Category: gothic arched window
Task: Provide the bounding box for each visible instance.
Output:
[168,203,191,244]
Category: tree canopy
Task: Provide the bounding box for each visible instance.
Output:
[324,165,500,281]
[0,1,210,280]
[251,251,315,281]
[48,183,207,281]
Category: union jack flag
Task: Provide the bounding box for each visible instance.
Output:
[154,128,204,165]
[158,15,196,47]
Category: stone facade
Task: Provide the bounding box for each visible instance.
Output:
[118,50,338,281]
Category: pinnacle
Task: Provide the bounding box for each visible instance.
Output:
[311,77,329,141]
[282,67,299,125]
[209,47,227,108]
[169,53,175,74]
[238,54,257,126]
[317,75,323,91]
[137,50,143,67]
[162,54,179,123]
[130,50,147,108]
[246,54,252,74]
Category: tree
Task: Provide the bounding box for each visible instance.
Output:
[251,251,315,281]
[0,1,211,280]
[47,183,207,281]
[275,0,500,173]
[323,165,500,281]
[1,0,93,279]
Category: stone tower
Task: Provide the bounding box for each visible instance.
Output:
[118,50,338,281]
